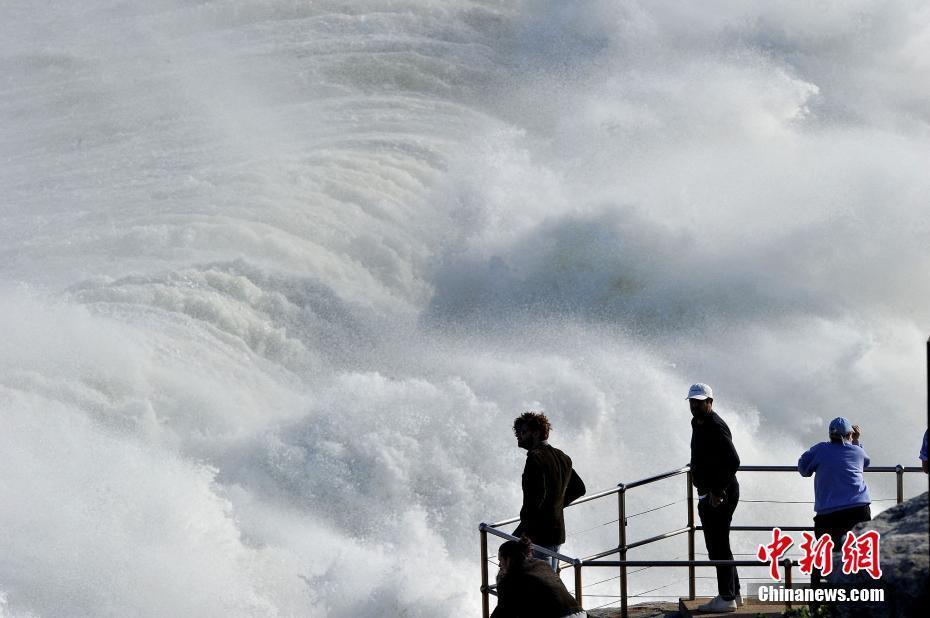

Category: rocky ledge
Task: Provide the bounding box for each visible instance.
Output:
[825,491,928,617]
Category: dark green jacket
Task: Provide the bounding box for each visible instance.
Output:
[490,558,584,618]
[514,444,586,545]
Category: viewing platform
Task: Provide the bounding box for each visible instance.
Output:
[586,597,787,617]
[677,597,786,617]
[479,463,926,617]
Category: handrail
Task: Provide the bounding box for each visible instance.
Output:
[582,559,798,568]
[864,465,923,472]
[488,514,520,528]
[561,484,625,508]
[622,465,690,491]
[626,527,690,551]
[489,464,922,528]
[580,546,624,562]
[489,466,691,527]
[479,463,925,618]
[739,464,923,473]
[479,523,578,565]
[705,525,812,532]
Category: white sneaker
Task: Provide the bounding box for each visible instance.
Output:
[735,594,743,608]
[697,595,737,613]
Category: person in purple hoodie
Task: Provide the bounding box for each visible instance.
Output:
[798,417,872,589]
[920,429,928,474]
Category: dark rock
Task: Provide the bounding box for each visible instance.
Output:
[825,492,928,617]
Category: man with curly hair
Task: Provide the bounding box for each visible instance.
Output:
[512,411,586,571]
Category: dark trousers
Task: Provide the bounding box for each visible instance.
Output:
[810,504,871,588]
[813,504,872,548]
[698,479,741,600]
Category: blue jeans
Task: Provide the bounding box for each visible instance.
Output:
[533,543,561,572]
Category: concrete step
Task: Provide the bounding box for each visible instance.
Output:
[586,601,680,617]
[678,597,788,617]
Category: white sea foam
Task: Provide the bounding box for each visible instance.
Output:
[2,1,928,615]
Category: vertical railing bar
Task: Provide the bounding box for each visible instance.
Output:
[480,524,489,618]
[896,465,904,504]
[573,559,583,606]
[618,484,628,618]
[784,558,793,610]
[686,470,695,600]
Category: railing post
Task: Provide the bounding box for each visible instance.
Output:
[480,524,490,618]
[895,465,904,504]
[686,470,695,600]
[783,558,793,610]
[573,559,583,606]
[618,484,628,618]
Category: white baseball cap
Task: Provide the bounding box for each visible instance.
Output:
[686,383,713,400]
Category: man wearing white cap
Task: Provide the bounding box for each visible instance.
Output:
[687,383,742,613]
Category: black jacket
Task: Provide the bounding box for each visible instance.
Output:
[514,444,586,546]
[690,411,740,496]
[490,558,584,618]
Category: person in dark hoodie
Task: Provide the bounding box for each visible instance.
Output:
[491,537,586,618]
[512,411,586,571]
[687,383,742,613]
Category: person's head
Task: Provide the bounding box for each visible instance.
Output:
[498,537,533,574]
[828,417,853,443]
[686,383,714,420]
[513,411,551,450]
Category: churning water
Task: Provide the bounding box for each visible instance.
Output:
[2,1,929,615]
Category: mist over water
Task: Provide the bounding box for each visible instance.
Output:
[2,1,929,615]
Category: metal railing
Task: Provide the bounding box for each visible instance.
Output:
[479,464,924,618]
